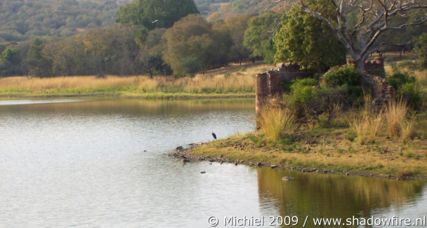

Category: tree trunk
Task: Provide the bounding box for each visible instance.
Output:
[355,59,366,74]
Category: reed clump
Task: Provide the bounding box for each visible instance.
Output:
[350,111,383,144]
[349,99,415,144]
[260,107,297,141]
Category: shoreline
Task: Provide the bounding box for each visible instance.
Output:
[0,92,255,100]
[172,134,427,181]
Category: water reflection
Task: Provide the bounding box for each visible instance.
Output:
[257,168,426,227]
[0,98,426,227]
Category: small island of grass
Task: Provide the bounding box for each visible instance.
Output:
[176,63,427,180]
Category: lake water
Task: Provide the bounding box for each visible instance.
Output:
[0,98,425,228]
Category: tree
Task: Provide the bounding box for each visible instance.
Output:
[0,47,21,76]
[117,0,199,30]
[26,38,51,76]
[214,14,252,64]
[299,0,427,72]
[163,15,229,75]
[414,33,427,68]
[137,28,172,76]
[243,12,282,63]
[273,6,346,72]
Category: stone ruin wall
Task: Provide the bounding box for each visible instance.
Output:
[256,58,388,127]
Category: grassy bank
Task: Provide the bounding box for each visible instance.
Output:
[178,64,427,180]
[0,64,271,98]
[180,113,427,179]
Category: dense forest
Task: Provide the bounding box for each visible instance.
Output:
[0,0,122,43]
[0,0,425,77]
[0,0,287,43]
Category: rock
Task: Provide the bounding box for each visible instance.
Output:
[282,176,294,181]
[183,158,190,163]
[176,146,184,152]
[200,171,206,174]
[271,165,278,169]
[302,168,317,173]
[257,162,264,167]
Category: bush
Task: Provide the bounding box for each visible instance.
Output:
[321,65,363,106]
[399,83,422,108]
[322,65,361,87]
[287,78,347,119]
[386,72,421,108]
[414,33,427,69]
[289,78,318,104]
[386,72,416,90]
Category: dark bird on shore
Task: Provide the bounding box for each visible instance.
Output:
[212,132,217,140]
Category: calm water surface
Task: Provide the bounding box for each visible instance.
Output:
[0,99,425,228]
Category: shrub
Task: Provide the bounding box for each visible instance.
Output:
[289,78,318,104]
[399,83,422,108]
[260,107,296,141]
[414,33,427,69]
[288,78,348,120]
[322,65,361,87]
[386,73,421,108]
[288,78,320,117]
[386,72,416,90]
[321,65,363,106]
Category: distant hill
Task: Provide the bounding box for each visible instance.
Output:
[0,0,122,43]
[0,0,292,43]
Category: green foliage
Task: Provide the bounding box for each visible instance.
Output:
[214,14,251,63]
[26,39,51,76]
[386,72,416,90]
[321,65,363,105]
[414,33,427,69]
[117,0,199,30]
[288,78,319,116]
[273,6,346,72]
[400,83,422,108]
[163,15,230,75]
[40,25,141,76]
[0,0,120,42]
[138,28,172,76]
[0,47,22,76]
[289,78,318,103]
[243,12,281,63]
[386,72,421,108]
[322,65,361,87]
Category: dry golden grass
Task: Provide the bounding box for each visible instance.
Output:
[260,107,296,141]
[0,64,272,97]
[350,112,383,144]
[384,100,410,138]
[400,120,415,143]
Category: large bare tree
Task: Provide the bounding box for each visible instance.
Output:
[299,0,427,73]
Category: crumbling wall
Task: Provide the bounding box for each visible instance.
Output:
[256,64,312,127]
[256,59,388,127]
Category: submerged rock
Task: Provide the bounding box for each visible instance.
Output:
[282,176,294,181]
